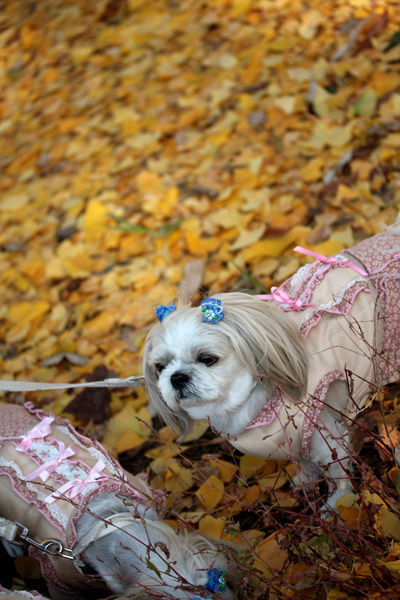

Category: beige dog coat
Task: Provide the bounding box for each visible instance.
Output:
[231,231,400,460]
[0,404,161,595]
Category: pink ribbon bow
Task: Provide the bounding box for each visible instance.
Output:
[26,442,76,483]
[257,287,312,310]
[15,416,54,452]
[294,246,368,276]
[45,459,108,504]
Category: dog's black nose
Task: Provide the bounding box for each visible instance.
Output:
[170,372,190,390]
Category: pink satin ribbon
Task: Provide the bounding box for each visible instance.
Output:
[45,459,108,504]
[257,245,368,310]
[257,287,312,309]
[26,442,76,483]
[293,246,368,276]
[14,416,54,452]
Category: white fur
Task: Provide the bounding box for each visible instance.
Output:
[144,297,354,511]
[47,491,236,600]
[144,222,400,511]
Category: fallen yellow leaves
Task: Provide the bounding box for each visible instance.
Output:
[196,475,225,510]
[198,514,226,540]
[242,231,299,263]
[1,0,400,596]
[165,462,194,494]
[254,533,288,576]
[102,403,152,454]
[210,457,238,483]
[84,199,110,243]
[336,493,368,530]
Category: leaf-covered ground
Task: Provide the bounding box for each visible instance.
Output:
[1,0,400,598]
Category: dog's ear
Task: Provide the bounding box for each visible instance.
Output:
[215,293,309,400]
[143,334,195,441]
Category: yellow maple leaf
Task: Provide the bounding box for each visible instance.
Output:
[186,231,220,256]
[233,168,260,189]
[82,311,118,339]
[301,157,325,182]
[198,515,225,539]
[102,403,151,450]
[272,95,297,115]
[183,420,209,442]
[145,444,184,460]
[298,9,324,40]
[115,429,144,454]
[164,462,193,493]
[304,122,353,150]
[242,231,297,262]
[7,300,50,325]
[239,455,267,478]
[254,533,288,575]
[84,199,109,243]
[242,484,260,505]
[209,457,238,483]
[196,475,224,510]
[159,187,179,218]
[335,184,358,203]
[336,493,368,529]
[63,255,94,278]
[230,225,266,251]
[0,193,30,211]
[308,239,345,258]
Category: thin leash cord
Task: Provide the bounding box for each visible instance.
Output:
[0,375,145,393]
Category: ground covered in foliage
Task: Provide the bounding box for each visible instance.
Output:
[1,0,400,598]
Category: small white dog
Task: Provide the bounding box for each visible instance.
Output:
[144,221,400,509]
[0,404,235,600]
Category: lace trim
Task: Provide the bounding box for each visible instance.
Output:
[0,456,68,530]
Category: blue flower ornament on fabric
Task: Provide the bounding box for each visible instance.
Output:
[201,299,224,324]
[191,567,227,599]
[154,303,177,323]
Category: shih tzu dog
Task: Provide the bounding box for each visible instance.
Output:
[0,404,235,600]
[144,220,400,510]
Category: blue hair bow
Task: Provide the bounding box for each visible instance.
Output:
[201,299,224,324]
[154,303,177,322]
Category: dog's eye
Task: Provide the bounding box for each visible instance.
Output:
[197,354,219,367]
[155,363,166,374]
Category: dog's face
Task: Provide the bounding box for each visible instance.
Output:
[144,293,309,439]
[145,307,256,420]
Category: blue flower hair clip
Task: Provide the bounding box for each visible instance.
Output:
[191,568,227,599]
[154,303,177,323]
[205,568,227,593]
[201,299,224,324]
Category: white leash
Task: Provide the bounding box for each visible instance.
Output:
[0,512,139,566]
[0,375,145,393]
[0,517,21,544]
[0,517,74,560]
